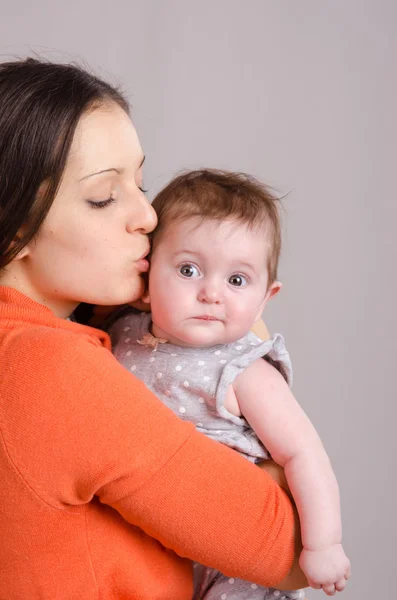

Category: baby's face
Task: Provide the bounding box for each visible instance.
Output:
[148,217,278,347]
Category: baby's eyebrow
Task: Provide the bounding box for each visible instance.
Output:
[236,261,256,271]
[172,249,201,258]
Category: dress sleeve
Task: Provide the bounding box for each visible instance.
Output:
[215,333,293,422]
[1,327,295,587]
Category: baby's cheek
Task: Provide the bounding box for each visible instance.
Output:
[232,304,253,325]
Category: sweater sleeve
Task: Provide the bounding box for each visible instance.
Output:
[1,327,295,587]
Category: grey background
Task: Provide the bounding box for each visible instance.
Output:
[1,1,395,598]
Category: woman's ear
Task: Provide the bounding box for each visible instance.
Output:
[254,281,282,322]
[7,234,31,261]
[14,246,30,260]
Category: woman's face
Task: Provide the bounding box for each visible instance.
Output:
[16,103,157,317]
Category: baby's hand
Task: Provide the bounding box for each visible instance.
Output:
[299,544,351,596]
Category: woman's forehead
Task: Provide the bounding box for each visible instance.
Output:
[66,104,142,181]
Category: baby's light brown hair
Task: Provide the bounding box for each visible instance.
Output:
[151,169,282,285]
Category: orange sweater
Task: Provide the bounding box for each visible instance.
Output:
[0,286,294,599]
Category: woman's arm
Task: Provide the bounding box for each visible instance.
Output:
[3,327,303,589]
[259,460,307,591]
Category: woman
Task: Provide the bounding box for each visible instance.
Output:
[0,58,306,599]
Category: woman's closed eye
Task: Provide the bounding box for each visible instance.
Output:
[87,195,116,209]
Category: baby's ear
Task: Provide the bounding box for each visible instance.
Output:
[141,289,150,305]
[139,272,151,307]
[266,281,282,302]
[128,296,151,312]
[254,281,282,322]
[129,285,151,312]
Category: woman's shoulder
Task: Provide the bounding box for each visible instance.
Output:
[0,324,112,387]
[0,321,152,440]
[3,321,103,348]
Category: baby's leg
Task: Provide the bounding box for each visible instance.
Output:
[193,563,305,600]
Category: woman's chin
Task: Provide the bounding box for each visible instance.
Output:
[124,277,146,305]
[94,280,145,308]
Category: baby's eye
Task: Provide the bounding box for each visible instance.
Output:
[179,264,200,278]
[228,274,248,287]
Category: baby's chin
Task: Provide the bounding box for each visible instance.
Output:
[171,328,228,349]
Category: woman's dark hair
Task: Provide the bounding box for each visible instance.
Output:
[0,57,129,270]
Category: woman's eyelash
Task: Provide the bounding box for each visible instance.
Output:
[87,185,147,208]
[88,197,116,209]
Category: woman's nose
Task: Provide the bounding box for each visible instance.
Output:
[127,193,158,235]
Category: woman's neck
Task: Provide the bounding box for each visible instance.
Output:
[0,271,77,319]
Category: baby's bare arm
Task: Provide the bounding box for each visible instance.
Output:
[235,360,350,594]
[235,360,342,549]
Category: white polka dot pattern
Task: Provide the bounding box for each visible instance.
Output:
[109,314,300,600]
[109,312,291,494]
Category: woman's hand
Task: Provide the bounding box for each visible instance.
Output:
[258,459,292,498]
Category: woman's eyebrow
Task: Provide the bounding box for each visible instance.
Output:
[79,155,146,182]
[79,168,120,181]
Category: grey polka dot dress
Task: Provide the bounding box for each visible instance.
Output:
[109,311,304,600]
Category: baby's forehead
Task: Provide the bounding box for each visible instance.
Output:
[167,215,267,241]
[159,217,270,266]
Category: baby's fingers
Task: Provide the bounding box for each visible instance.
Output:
[345,562,352,580]
[335,577,347,592]
[322,583,336,596]
[307,579,322,590]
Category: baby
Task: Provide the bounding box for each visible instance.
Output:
[109,169,350,599]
